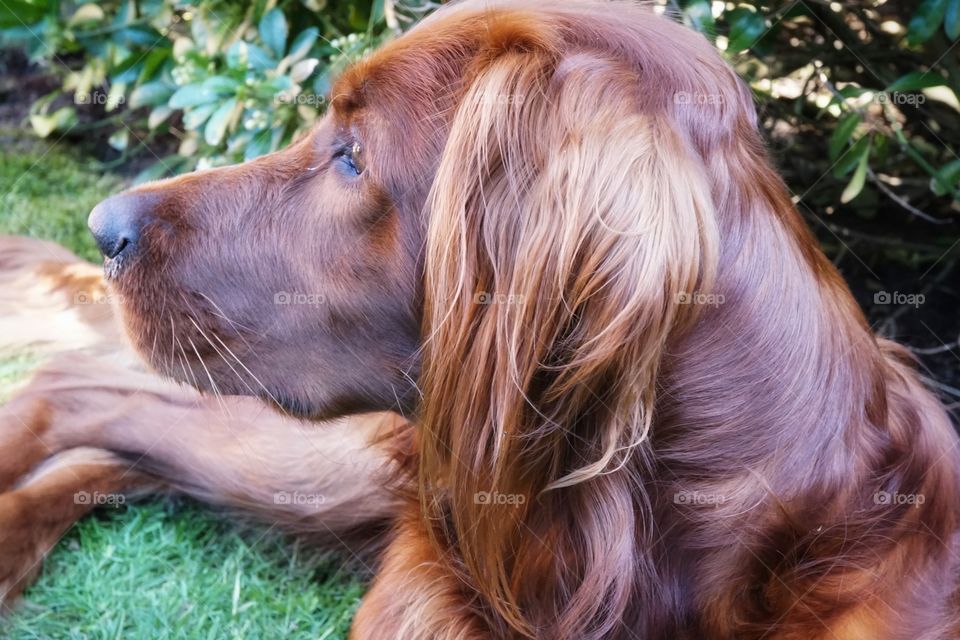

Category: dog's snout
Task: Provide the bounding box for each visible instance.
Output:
[87,192,157,260]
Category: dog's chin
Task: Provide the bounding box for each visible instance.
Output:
[118,303,393,422]
[141,351,322,419]
[133,350,236,396]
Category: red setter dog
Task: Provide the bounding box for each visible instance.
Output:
[2,1,960,638]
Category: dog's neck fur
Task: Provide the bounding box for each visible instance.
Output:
[356,2,960,637]
[422,56,960,640]
[650,162,960,636]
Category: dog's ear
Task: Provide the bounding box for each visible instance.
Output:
[419,48,719,636]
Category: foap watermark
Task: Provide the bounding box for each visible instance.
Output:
[274,291,327,306]
[275,93,327,107]
[273,491,327,508]
[874,291,924,308]
[474,491,526,506]
[480,93,525,106]
[675,291,725,308]
[673,490,727,506]
[474,292,525,305]
[874,490,925,507]
[674,91,724,106]
[874,91,925,107]
[74,491,125,507]
[74,90,120,106]
[74,291,124,305]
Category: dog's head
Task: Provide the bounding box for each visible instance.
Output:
[90,2,785,633]
[90,0,750,421]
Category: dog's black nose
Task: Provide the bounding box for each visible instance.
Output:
[87,192,156,260]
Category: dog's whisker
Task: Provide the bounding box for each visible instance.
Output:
[186,336,230,418]
[169,316,194,387]
[186,315,261,401]
[194,291,260,339]
[171,326,201,393]
[178,295,285,412]
[206,329,286,412]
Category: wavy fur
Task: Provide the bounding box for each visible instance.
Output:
[2,2,958,638]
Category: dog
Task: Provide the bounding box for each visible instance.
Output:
[2,1,959,638]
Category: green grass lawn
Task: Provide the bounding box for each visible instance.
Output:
[0,130,365,638]
[0,130,117,263]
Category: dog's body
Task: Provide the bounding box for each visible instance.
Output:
[2,1,960,638]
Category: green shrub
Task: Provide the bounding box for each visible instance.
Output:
[673,0,960,212]
[2,1,958,251]
[0,0,429,181]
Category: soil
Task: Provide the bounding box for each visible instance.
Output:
[0,50,175,175]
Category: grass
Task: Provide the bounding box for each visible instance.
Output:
[1,502,365,640]
[0,129,365,638]
[0,129,119,263]
[0,350,43,404]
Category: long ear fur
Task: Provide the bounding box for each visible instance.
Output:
[419,44,719,638]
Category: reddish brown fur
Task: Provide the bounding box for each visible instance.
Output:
[0,236,403,609]
[2,1,959,638]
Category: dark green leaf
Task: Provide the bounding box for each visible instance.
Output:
[112,61,143,85]
[139,47,171,82]
[247,43,275,71]
[347,5,367,31]
[838,85,870,99]
[225,41,274,70]
[931,159,960,196]
[182,103,217,130]
[829,113,861,162]
[833,135,870,178]
[886,70,947,92]
[169,84,217,109]
[113,0,134,28]
[946,0,960,39]
[841,138,871,203]
[908,0,948,45]
[0,1,48,28]
[684,0,715,37]
[202,76,241,95]
[204,99,238,146]
[116,26,162,48]
[287,27,319,62]
[872,134,890,165]
[727,8,766,53]
[129,81,174,109]
[371,0,386,28]
[259,8,288,59]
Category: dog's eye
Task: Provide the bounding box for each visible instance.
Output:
[334,141,364,177]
